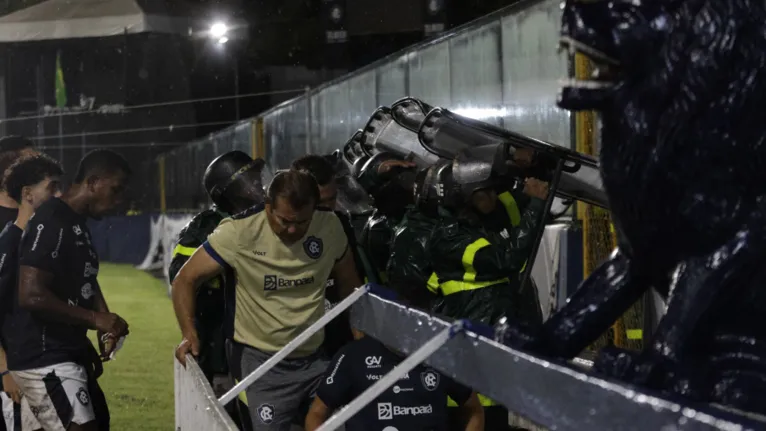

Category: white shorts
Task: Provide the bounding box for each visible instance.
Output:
[2,391,42,431]
[10,363,95,431]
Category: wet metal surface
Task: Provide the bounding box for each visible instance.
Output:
[351,293,766,431]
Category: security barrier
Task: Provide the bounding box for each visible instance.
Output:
[175,355,238,431]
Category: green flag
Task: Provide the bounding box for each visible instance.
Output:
[55,50,67,108]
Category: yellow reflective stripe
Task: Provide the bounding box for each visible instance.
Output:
[498,192,521,227]
[495,194,529,272]
[172,244,197,258]
[461,238,490,282]
[364,276,369,284]
[427,273,440,293]
[440,278,509,296]
[447,394,495,407]
[233,379,248,405]
[626,329,643,340]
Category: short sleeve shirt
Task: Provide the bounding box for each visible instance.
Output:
[7,198,99,370]
[317,337,472,431]
[203,205,348,357]
[0,222,23,346]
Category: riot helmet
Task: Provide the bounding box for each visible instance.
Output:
[413,158,499,215]
[203,151,266,215]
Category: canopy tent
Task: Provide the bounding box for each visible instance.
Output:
[0,0,193,42]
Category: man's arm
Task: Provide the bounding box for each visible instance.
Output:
[445,376,484,431]
[305,397,332,431]
[171,245,225,365]
[460,393,484,431]
[171,246,224,336]
[331,249,363,300]
[305,348,354,430]
[18,266,99,329]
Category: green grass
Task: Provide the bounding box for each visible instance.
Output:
[88,263,177,431]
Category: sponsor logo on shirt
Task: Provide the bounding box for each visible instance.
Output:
[421,370,440,391]
[51,228,63,258]
[392,385,414,394]
[84,262,98,277]
[76,388,90,406]
[257,404,275,424]
[67,298,79,307]
[73,225,82,236]
[377,403,433,420]
[365,356,382,368]
[31,224,44,251]
[500,228,510,239]
[303,235,323,259]
[254,250,267,256]
[366,373,409,381]
[263,274,315,291]
[325,354,345,385]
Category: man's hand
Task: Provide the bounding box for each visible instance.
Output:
[377,159,416,176]
[2,373,21,404]
[93,312,129,339]
[523,178,550,200]
[175,332,200,368]
[512,147,536,168]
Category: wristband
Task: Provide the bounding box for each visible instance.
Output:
[0,370,8,377]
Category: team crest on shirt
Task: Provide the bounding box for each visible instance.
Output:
[303,236,323,259]
[81,283,94,300]
[76,388,90,406]
[421,370,440,391]
[257,403,275,424]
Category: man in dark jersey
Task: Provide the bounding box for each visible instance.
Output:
[291,154,366,357]
[168,151,266,431]
[304,290,484,431]
[6,150,131,431]
[0,136,37,229]
[0,136,39,431]
[0,155,62,431]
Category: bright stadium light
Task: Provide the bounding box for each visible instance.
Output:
[210,22,229,38]
[217,36,229,45]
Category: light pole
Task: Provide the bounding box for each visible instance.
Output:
[209,21,240,120]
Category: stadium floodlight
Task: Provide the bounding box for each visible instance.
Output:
[210,22,229,38]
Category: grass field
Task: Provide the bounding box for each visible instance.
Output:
[89,263,177,431]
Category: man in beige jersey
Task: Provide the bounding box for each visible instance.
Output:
[172,169,363,430]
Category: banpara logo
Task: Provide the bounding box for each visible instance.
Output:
[377,402,433,420]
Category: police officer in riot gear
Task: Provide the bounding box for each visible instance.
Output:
[355,152,418,283]
[168,151,266,431]
[386,154,547,431]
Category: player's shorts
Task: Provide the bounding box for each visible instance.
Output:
[2,392,42,431]
[228,341,328,431]
[10,363,95,431]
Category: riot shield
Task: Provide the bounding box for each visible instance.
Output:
[342,130,370,178]
[418,108,607,209]
[360,106,440,168]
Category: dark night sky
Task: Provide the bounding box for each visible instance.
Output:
[189,0,521,136]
